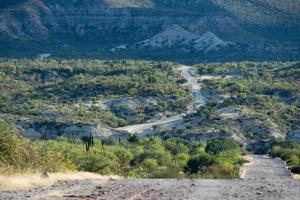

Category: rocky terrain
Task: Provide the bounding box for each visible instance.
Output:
[135,25,235,53]
[0,0,299,61]
[1,155,299,200]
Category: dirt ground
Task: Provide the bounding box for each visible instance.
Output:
[1,155,299,200]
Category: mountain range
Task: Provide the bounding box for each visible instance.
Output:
[0,0,299,62]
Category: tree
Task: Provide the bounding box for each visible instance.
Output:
[128,133,140,143]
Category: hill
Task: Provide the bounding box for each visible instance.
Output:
[0,0,299,62]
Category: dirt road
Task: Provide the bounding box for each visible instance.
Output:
[1,68,298,199]
[1,155,299,200]
[116,65,204,134]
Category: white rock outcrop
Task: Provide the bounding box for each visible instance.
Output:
[136,24,235,53]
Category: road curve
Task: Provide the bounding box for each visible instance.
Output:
[116,65,205,134]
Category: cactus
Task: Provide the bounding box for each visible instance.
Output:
[41,130,48,140]
[81,133,94,151]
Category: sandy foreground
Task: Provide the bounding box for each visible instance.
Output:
[0,155,300,200]
[0,172,120,190]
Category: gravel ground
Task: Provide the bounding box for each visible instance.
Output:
[1,155,299,200]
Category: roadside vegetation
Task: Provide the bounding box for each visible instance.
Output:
[189,62,300,152]
[269,140,300,174]
[1,60,299,179]
[0,121,245,179]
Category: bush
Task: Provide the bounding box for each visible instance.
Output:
[128,133,140,143]
[290,166,300,174]
[205,138,241,155]
[185,153,216,174]
[76,152,115,174]
[0,121,245,178]
[0,122,43,173]
[142,158,158,172]
[113,148,134,172]
[0,121,21,167]
[269,140,300,173]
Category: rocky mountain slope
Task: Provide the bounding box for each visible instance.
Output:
[0,0,299,61]
[135,25,235,53]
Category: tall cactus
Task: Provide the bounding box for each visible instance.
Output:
[41,130,48,140]
[82,133,94,151]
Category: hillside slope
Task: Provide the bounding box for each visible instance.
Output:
[0,0,299,61]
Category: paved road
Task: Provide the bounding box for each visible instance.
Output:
[116,65,205,134]
[1,155,299,200]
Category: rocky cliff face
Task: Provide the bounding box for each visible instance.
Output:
[0,0,299,61]
[15,120,127,139]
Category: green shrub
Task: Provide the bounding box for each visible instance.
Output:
[205,138,241,155]
[0,120,245,178]
[0,121,21,167]
[76,152,115,174]
[185,153,216,174]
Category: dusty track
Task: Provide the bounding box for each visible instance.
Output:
[1,155,299,200]
[116,65,204,135]
[1,67,299,199]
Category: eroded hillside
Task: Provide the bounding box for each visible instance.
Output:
[0,0,299,61]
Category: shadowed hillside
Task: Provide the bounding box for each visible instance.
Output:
[0,0,299,62]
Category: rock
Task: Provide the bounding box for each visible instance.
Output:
[15,120,128,139]
[136,24,199,49]
[41,171,50,178]
[193,31,235,52]
[136,24,236,53]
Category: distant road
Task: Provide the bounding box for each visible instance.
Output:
[116,65,205,135]
[115,115,183,135]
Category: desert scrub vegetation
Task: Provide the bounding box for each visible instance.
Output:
[193,62,300,142]
[0,58,191,127]
[0,121,245,178]
[269,140,300,175]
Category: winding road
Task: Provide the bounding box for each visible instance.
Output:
[1,66,299,200]
[116,65,205,135]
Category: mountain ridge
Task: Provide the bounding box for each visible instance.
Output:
[0,0,299,61]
